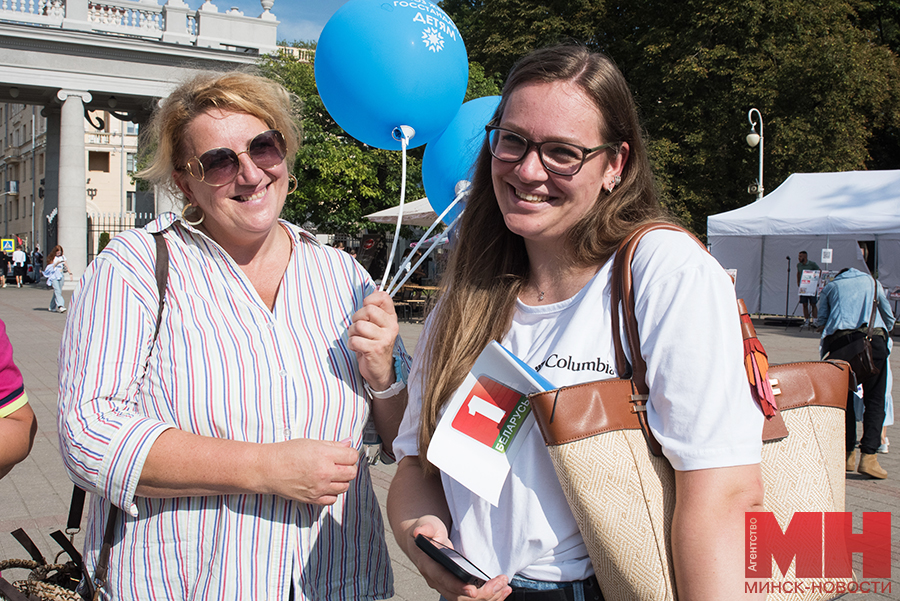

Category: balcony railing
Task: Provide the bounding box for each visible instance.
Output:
[87,132,111,144]
[0,0,277,54]
[278,46,314,63]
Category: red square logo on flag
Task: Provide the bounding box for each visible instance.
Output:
[451,376,522,448]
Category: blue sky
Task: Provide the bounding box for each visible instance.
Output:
[208,0,352,43]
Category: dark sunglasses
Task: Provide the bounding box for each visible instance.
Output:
[182,129,287,187]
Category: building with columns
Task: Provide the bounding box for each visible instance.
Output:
[2,105,140,259]
[0,0,281,283]
[1,103,45,254]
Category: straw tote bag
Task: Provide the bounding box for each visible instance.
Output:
[528,223,851,601]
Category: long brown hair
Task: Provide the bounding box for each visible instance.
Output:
[46,245,63,266]
[417,45,671,466]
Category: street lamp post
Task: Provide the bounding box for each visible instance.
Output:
[746,108,764,201]
[747,108,764,200]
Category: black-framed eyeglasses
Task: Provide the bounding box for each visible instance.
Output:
[181,129,287,187]
[485,125,619,176]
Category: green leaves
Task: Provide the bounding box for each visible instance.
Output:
[258,52,422,235]
[442,0,900,237]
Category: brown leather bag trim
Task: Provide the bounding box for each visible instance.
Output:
[529,222,852,451]
[530,360,851,447]
[530,379,642,445]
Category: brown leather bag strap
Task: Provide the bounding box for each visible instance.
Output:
[610,222,705,456]
[611,222,704,386]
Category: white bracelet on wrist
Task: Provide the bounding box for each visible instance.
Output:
[364,379,407,399]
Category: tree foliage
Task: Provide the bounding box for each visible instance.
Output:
[440,0,605,77]
[442,0,900,235]
[259,53,420,234]
[259,52,501,235]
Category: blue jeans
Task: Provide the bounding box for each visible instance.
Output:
[512,575,586,601]
[49,278,65,311]
[440,574,598,601]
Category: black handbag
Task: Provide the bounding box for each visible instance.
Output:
[0,527,83,600]
[824,278,880,381]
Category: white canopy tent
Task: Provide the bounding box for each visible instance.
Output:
[364,197,438,227]
[707,170,900,315]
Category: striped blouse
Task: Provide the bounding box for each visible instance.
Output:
[58,214,407,600]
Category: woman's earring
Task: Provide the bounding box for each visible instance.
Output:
[606,174,622,193]
[181,203,205,226]
[288,174,298,195]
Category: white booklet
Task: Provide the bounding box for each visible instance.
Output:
[426,341,554,505]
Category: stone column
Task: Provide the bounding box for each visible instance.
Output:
[41,106,61,252]
[57,90,90,287]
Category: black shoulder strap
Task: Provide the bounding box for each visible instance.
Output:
[65,230,169,599]
[865,277,878,337]
[10,528,46,564]
[151,232,169,347]
[0,576,37,601]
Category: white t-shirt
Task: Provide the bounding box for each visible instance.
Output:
[394,229,764,582]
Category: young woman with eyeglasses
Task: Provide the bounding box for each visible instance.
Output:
[57,72,409,600]
[388,45,766,601]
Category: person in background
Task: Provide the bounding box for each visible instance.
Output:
[0,318,37,479]
[44,245,67,313]
[58,71,409,600]
[0,250,9,288]
[388,44,765,601]
[11,245,27,288]
[817,264,895,479]
[32,245,43,279]
[407,250,428,285]
[797,250,820,326]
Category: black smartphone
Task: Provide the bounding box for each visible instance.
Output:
[414,534,490,587]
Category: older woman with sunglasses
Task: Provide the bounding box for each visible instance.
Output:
[387,45,765,601]
[58,72,409,600]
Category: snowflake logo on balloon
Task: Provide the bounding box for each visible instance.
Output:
[422,28,445,52]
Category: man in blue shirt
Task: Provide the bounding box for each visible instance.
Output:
[817,267,895,479]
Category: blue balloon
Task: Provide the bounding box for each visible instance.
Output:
[315,0,469,150]
[422,95,500,225]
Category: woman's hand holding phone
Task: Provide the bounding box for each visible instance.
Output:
[408,521,512,601]
[415,534,489,586]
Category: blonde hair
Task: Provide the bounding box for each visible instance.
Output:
[137,71,301,205]
[417,45,673,467]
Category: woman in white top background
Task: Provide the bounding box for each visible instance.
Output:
[44,245,67,313]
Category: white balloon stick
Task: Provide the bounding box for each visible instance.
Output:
[387,184,469,296]
[379,125,415,289]
[388,212,463,298]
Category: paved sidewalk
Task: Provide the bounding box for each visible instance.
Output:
[0,283,897,599]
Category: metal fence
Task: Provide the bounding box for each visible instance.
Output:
[87,212,154,262]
